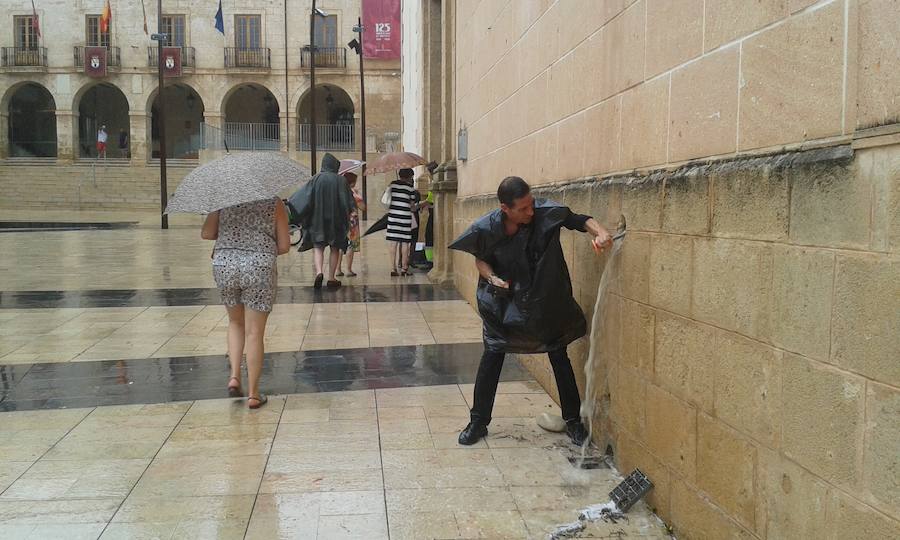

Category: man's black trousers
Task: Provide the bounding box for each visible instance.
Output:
[469,347,581,425]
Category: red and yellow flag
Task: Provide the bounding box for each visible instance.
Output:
[100,0,111,33]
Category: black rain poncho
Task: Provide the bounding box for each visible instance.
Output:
[449,199,589,354]
[289,153,355,252]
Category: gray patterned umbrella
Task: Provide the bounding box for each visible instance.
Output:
[165,152,312,214]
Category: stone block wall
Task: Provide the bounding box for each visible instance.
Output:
[453,0,900,197]
[450,143,900,538]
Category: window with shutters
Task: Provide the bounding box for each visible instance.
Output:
[14,16,39,50]
[85,15,110,47]
[314,15,338,48]
[234,15,261,49]
[161,15,186,47]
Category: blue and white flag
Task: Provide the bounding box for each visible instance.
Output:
[214,0,224,34]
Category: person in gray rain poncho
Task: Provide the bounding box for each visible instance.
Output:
[289,153,356,289]
[450,176,613,446]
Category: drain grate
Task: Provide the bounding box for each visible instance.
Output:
[609,468,653,512]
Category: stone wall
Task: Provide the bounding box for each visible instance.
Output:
[450,142,900,538]
[453,0,900,196]
[444,3,900,536]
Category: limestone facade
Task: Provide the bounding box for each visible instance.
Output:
[411,0,900,537]
[0,0,401,208]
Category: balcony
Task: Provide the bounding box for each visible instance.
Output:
[148,46,195,69]
[298,124,355,151]
[1,47,48,70]
[225,47,270,69]
[300,46,346,69]
[74,46,121,69]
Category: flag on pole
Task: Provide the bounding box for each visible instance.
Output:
[140,0,148,35]
[100,0,111,34]
[214,0,224,35]
[30,0,41,39]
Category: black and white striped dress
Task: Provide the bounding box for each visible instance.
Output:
[386,181,416,242]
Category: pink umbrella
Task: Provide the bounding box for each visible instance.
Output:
[363,151,429,175]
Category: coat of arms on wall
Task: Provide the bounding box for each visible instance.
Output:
[85,46,107,78]
[161,47,182,77]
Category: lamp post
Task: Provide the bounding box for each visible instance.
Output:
[309,3,327,173]
[152,0,168,229]
[349,18,367,218]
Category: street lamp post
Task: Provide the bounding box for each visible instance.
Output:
[349,19,367,218]
[309,2,327,173]
[154,0,168,229]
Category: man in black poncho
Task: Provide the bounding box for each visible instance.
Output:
[449,176,613,446]
[289,153,356,289]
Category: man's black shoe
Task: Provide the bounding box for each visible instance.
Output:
[458,422,488,445]
[566,420,590,446]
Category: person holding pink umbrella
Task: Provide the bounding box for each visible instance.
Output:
[336,160,365,277]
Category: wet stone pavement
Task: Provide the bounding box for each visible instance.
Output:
[0,213,670,539]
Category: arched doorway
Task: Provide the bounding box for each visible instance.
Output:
[7,83,57,157]
[76,83,129,158]
[297,84,355,150]
[151,84,204,159]
[223,84,279,150]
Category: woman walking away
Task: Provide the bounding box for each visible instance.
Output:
[337,170,365,277]
[386,168,416,276]
[201,197,291,409]
[289,153,355,289]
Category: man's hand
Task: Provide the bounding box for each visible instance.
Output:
[584,218,613,255]
[488,274,510,289]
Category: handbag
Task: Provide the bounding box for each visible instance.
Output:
[381,185,391,206]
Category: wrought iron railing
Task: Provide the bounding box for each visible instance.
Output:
[148,46,196,68]
[1,47,47,67]
[74,46,121,68]
[300,46,347,68]
[298,124,355,151]
[224,47,271,68]
[201,122,280,151]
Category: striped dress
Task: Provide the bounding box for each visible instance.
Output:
[386,181,416,242]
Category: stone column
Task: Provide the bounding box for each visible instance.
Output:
[441,0,456,162]
[428,160,458,284]
[279,111,289,153]
[55,110,77,163]
[0,112,9,159]
[129,112,149,164]
[200,112,224,162]
[204,111,224,129]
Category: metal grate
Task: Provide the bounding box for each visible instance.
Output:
[609,469,653,512]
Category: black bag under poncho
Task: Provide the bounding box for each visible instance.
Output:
[449,198,589,354]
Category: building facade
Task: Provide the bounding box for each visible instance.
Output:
[408,1,900,538]
[0,0,401,208]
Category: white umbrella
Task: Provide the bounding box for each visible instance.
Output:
[165,152,312,214]
[338,159,365,175]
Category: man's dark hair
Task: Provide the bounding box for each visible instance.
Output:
[497,176,530,206]
[398,168,414,179]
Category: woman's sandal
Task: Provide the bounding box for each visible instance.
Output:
[346,271,357,277]
[227,376,243,398]
[248,394,268,409]
[390,270,400,277]
[401,267,411,276]
[314,273,324,289]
